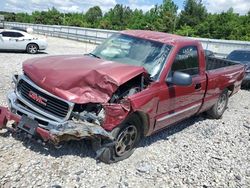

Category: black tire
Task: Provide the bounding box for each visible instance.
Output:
[207,89,229,119]
[26,43,39,54]
[241,82,250,90]
[96,114,142,164]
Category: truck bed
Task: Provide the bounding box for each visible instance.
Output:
[199,57,245,114]
[206,57,239,71]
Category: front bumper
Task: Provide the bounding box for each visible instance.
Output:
[0,92,113,145]
[38,40,48,50]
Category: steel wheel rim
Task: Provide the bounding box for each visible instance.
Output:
[115,125,138,157]
[29,45,37,53]
[217,94,226,113]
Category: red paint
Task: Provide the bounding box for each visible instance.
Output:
[36,127,55,142]
[121,30,184,45]
[0,31,246,141]
[0,107,21,129]
[102,103,130,131]
[116,32,244,136]
[23,55,147,104]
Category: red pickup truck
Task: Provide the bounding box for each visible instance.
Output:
[0,30,245,163]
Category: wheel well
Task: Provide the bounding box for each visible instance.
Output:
[227,85,234,96]
[133,111,149,136]
[26,43,39,50]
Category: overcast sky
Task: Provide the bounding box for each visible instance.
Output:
[0,0,249,15]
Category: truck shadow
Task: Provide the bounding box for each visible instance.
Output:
[12,134,97,159]
[4,115,207,160]
[139,115,206,148]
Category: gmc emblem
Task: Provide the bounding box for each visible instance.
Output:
[28,91,47,106]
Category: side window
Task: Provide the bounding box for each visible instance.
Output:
[2,32,15,37]
[171,46,199,76]
[13,32,24,37]
[1,32,8,37]
[1,32,23,37]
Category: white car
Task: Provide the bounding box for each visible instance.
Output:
[0,29,48,54]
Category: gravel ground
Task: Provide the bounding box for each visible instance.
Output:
[0,36,249,188]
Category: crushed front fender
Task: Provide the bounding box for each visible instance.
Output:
[100,98,131,131]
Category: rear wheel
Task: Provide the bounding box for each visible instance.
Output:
[27,43,38,54]
[96,114,142,164]
[207,89,229,119]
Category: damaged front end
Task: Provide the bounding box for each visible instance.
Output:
[0,72,149,147]
[0,106,114,144]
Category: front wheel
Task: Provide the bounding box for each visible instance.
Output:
[207,89,229,119]
[26,43,38,54]
[95,114,142,164]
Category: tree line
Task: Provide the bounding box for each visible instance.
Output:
[1,0,250,41]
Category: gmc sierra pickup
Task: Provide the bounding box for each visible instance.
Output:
[0,30,245,163]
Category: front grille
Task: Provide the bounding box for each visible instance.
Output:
[17,79,70,119]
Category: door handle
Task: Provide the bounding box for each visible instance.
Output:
[195,83,202,91]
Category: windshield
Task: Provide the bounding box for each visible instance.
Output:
[227,51,250,63]
[91,34,172,79]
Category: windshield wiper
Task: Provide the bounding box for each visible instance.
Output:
[87,53,101,59]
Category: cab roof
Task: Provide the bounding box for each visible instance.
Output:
[121,30,196,46]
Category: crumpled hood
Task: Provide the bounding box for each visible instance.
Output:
[23,55,147,104]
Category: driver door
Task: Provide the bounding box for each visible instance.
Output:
[154,45,206,131]
[11,32,25,50]
[0,31,16,50]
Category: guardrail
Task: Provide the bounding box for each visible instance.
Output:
[5,22,117,44]
[5,22,250,57]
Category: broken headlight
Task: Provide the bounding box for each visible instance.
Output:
[71,104,105,126]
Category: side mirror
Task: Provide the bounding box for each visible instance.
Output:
[166,71,192,86]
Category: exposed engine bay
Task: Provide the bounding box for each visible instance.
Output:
[70,74,150,129]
